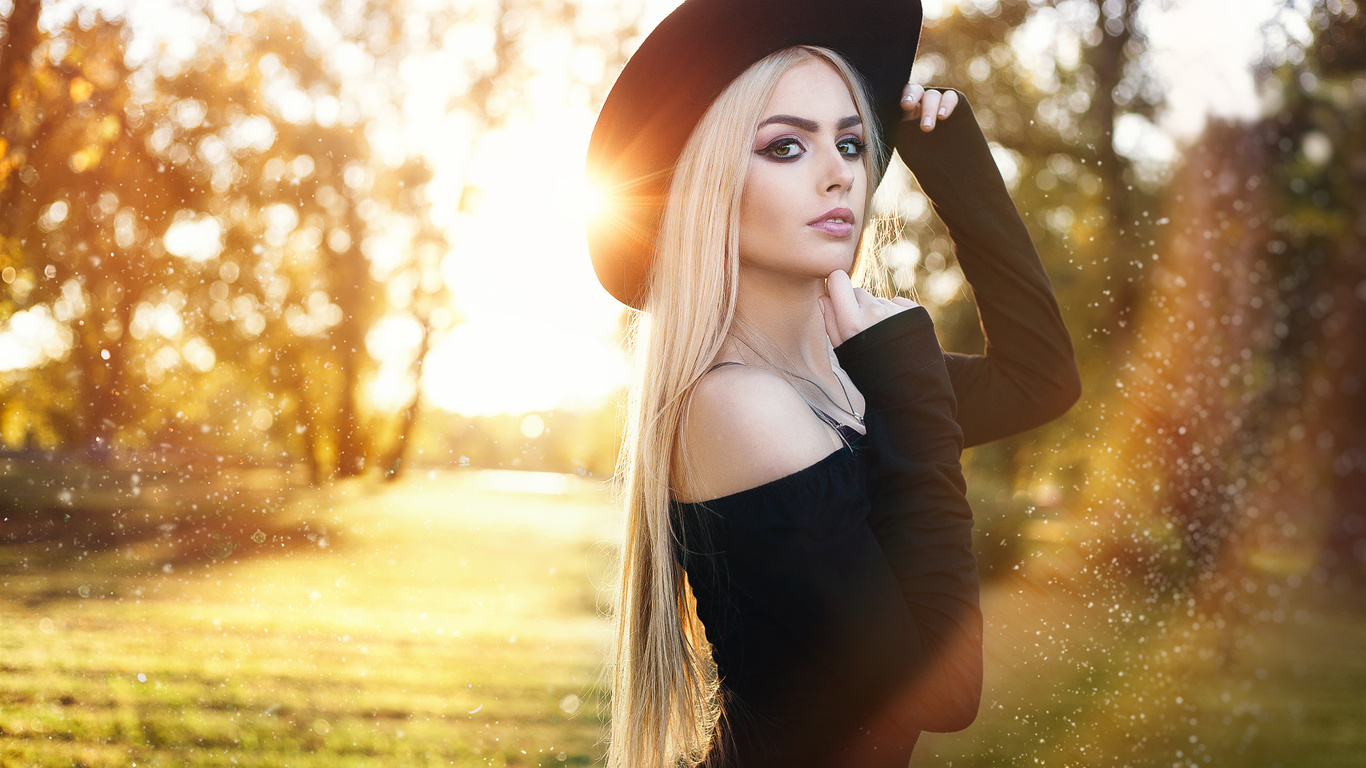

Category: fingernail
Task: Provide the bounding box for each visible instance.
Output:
[938,107,948,117]
[922,117,932,127]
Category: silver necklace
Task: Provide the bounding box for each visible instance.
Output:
[729,334,864,427]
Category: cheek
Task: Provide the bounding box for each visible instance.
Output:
[739,167,788,240]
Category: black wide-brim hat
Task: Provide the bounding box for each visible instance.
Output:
[585,0,924,310]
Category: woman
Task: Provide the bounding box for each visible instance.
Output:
[585,2,1081,766]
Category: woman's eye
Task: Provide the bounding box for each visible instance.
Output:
[838,138,867,157]
[760,139,804,159]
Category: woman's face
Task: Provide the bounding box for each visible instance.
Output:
[739,58,868,283]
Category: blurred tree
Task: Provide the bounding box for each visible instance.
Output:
[238,0,649,480]
[1082,116,1277,594]
[0,11,203,460]
[376,0,647,480]
[376,157,447,480]
[1251,3,1366,587]
[0,0,43,213]
[905,0,1163,354]
[1,0,652,481]
[1,0,50,437]
[1071,0,1366,597]
[888,1,1165,565]
[150,9,393,480]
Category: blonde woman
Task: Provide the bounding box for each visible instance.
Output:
[585,1,1080,766]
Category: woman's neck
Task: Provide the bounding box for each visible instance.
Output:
[729,264,836,380]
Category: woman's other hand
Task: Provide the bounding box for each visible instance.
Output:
[821,269,919,348]
[901,82,960,132]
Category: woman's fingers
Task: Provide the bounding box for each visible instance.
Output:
[825,269,858,318]
[823,270,862,347]
[901,84,960,131]
[937,89,960,124]
[918,89,942,131]
[824,270,915,347]
[819,294,840,346]
[900,82,925,117]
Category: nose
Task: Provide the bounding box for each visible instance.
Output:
[820,144,856,194]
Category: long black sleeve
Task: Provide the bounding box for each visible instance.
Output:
[835,306,982,735]
[893,92,1082,448]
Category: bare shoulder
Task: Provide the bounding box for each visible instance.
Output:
[673,364,841,504]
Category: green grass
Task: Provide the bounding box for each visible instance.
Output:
[912,551,1366,767]
[2,458,1363,767]
[1,462,618,767]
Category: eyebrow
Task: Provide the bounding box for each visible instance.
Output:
[757,114,862,132]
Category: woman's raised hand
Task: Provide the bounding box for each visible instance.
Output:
[901,82,960,132]
[821,270,919,348]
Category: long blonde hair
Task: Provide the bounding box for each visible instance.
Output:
[604,45,889,768]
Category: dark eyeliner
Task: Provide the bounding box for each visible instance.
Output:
[757,137,804,160]
[839,138,868,157]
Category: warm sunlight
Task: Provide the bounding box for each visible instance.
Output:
[579,175,610,225]
[417,110,630,415]
[4,0,1362,765]
[363,0,1282,420]
[10,0,1288,419]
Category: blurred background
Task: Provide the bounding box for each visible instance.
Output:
[0,0,1362,765]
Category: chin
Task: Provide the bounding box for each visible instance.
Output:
[740,241,858,281]
[818,250,858,277]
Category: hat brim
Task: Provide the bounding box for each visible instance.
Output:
[586,0,924,310]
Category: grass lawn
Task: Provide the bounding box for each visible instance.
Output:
[1,460,619,767]
[913,547,1366,767]
[2,457,1363,766]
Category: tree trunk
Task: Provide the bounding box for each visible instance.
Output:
[381,316,432,482]
[1082,0,1143,356]
[286,349,325,486]
[0,0,43,128]
[0,0,44,228]
[331,205,368,478]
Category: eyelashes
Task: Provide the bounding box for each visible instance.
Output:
[839,138,869,157]
[758,138,804,159]
[756,137,868,161]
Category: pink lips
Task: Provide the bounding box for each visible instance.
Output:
[809,207,855,237]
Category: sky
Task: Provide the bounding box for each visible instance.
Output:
[1140,0,1303,138]
[4,0,1307,417]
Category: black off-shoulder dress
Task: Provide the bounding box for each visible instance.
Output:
[670,96,1082,768]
